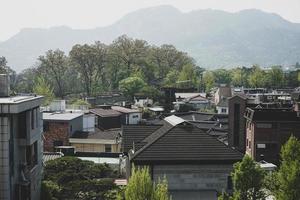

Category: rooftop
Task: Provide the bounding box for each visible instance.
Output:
[90,108,121,117]
[0,95,43,104]
[123,119,242,164]
[111,106,140,114]
[43,112,83,121]
[71,128,121,140]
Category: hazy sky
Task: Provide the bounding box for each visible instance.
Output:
[1,0,299,41]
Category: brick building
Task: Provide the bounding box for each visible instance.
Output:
[43,112,83,151]
[244,108,300,164]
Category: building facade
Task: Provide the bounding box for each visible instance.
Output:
[0,94,43,200]
[245,108,300,164]
[43,112,83,151]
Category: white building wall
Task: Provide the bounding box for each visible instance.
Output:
[128,113,142,125]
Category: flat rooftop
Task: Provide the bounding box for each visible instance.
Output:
[0,95,43,104]
[43,112,83,121]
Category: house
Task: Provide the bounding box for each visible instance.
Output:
[111,106,141,125]
[122,115,242,200]
[0,74,44,200]
[244,108,300,164]
[90,105,142,130]
[134,94,153,107]
[69,128,121,153]
[174,94,211,112]
[175,92,206,102]
[214,85,232,105]
[43,112,83,151]
[216,97,229,114]
[90,106,122,130]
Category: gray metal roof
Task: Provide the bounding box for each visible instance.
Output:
[43,112,83,121]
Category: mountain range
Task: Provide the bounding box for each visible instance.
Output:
[1,5,300,72]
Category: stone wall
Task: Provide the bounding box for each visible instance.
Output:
[153,164,233,193]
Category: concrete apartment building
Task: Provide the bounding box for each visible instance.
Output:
[0,75,43,200]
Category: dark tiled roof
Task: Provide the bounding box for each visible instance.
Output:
[90,108,121,117]
[122,125,162,153]
[174,112,214,121]
[189,121,218,130]
[130,123,242,163]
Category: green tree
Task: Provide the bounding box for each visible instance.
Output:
[43,157,118,200]
[203,71,215,92]
[119,76,146,100]
[248,65,266,88]
[178,64,200,88]
[266,66,285,88]
[274,136,300,200]
[70,42,108,96]
[231,67,249,87]
[213,69,232,85]
[232,155,266,200]
[33,76,54,106]
[163,69,179,87]
[111,35,149,77]
[38,49,69,98]
[124,166,170,200]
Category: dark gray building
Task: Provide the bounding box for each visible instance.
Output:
[0,75,44,200]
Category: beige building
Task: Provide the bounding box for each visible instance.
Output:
[69,128,121,153]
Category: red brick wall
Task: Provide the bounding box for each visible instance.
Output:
[43,122,70,152]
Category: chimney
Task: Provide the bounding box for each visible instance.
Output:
[0,74,10,97]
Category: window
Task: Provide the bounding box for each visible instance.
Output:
[53,140,63,147]
[105,144,112,152]
[18,111,27,138]
[256,123,272,128]
[31,109,35,130]
[43,122,49,132]
[132,115,139,118]
[26,142,38,169]
[257,144,266,149]
[221,108,227,113]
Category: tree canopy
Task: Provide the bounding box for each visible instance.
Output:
[42,156,118,200]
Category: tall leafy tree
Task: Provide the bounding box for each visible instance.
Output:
[70,42,108,96]
[119,76,146,100]
[232,155,266,200]
[213,69,232,85]
[248,65,266,88]
[124,166,170,200]
[111,35,149,76]
[266,66,285,88]
[203,71,216,92]
[273,136,300,200]
[38,49,69,98]
[33,76,54,105]
[178,64,200,88]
